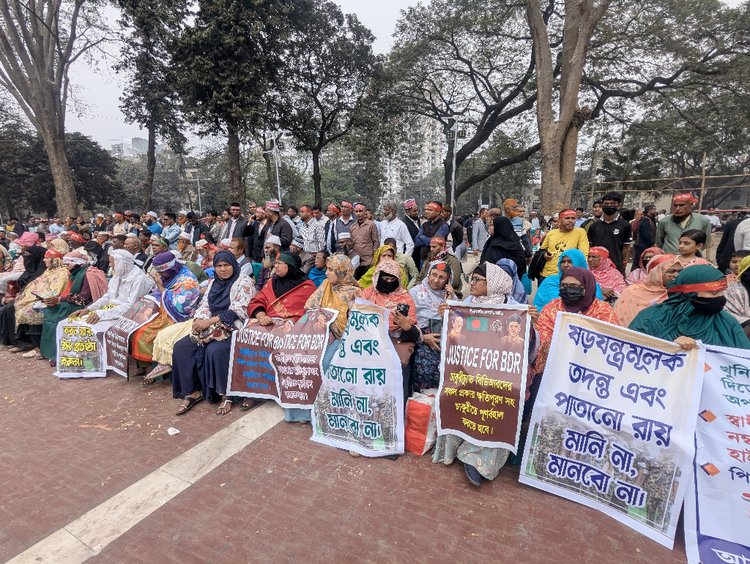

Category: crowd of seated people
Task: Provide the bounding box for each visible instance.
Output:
[2,198,749,491]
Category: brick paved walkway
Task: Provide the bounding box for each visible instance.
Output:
[1,351,688,563]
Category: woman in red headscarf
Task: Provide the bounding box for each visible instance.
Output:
[587,246,626,301]
[535,267,619,374]
[626,246,664,285]
[409,236,463,298]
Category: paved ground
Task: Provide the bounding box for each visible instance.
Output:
[1,350,688,563]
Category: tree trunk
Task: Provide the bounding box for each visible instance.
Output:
[311,148,322,209]
[443,121,455,206]
[227,123,243,205]
[262,147,275,194]
[539,142,564,215]
[143,123,157,211]
[41,133,78,218]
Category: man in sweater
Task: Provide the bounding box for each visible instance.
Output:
[656,193,711,254]
[350,202,380,278]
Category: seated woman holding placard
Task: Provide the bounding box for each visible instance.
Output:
[432,262,539,488]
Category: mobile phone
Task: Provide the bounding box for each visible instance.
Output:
[31,292,44,300]
[396,303,410,316]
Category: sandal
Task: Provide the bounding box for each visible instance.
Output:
[216,398,233,416]
[176,395,203,416]
[142,364,172,386]
[8,346,29,354]
[21,349,39,358]
[239,399,257,411]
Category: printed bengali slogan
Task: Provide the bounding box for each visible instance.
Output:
[54,316,109,378]
[685,346,750,564]
[311,300,405,457]
[104,297,161,377]
[226,308,336,408]
[519,312,704,549]
[436,302,531,450]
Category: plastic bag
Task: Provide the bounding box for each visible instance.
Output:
[405,390,437,455]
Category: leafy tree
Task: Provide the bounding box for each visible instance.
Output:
[272,0,380,208]
[0,0,107,217]
[115,0,188,211]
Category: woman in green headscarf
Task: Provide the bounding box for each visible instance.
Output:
[358,243,407,289]
[629,264,750,349]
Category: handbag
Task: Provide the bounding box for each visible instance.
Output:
[527,248,548,280]
[190,321,231,345]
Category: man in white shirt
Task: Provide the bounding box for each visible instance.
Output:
[378,201,414,256]
[472,206,490,254]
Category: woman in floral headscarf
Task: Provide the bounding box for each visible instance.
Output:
[587,246,627,301]
[433,261,539,488]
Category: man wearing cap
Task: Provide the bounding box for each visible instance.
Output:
[336,231,360,270]
[415,201,450,264]
[289,236,315,274]
[143,211,163,235]
[176,210,189,231]
[221,202,247,240]
[256,235,282,289]
[299,205,325,257]
[539,208,590,279]
[177,232,196,261]
[265,200,293,250]
[472,207,490,256]
[379,201,414,257]
[350,202,380,277]
[657,193,711,254]
[161,212,181,249]
[67,232,86,250]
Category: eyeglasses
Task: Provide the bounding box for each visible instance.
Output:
[469,277,487,285]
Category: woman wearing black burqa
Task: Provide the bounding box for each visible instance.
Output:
[0,245,46,347]
[479,216,528,276]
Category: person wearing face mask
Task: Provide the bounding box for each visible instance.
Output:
[587,191,633,276]
[535,267,619,375]
[626,246,664,285]
[533,249,603,311]
[713,255,750,339]
[378,201,414,257]
[630,264,750,349]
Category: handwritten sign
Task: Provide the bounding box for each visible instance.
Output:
[685,346,750,564]
[519,312,704,548]
[436,302,530,451]
[226,308,336,408]
[311,299,405,457]
[104,297,160,377]
[53,318,107,378]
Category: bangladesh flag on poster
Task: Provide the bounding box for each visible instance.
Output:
[465,316,488,332]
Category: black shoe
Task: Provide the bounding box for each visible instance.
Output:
[464,463,482,487]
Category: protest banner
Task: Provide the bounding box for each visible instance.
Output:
[519,312,704,548]
[685,346,750,564]
[436,301,530,451]
[104,297,160,377]
[311,299,405,457]
[226,308,336,408]
[54,316,108,378]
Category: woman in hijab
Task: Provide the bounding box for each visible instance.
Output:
[626,246,664,285]
[433,262,539,487]
[170,250,257,415]
[307,251,329,288]
[359,243,407,289]
[409,236,463,297]
[8,248,71,358]
[0,245,48,349]
[535,267,619,375]
[497,258,528,304]
[533,249,603,311]
[479,216,527,276]
[587,246,627,302]
[630,264,750,349]
[614,255,682,328]
[725,255,750,335]
[38,250,108,362]
[131,251,201,367]
[409,260,453,391]
[248,251,316,324]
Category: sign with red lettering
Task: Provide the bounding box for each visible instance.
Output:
[436,302,530,451]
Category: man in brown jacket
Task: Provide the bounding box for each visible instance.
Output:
[350,203,380,278]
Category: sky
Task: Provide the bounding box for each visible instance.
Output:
[65,0,419,149]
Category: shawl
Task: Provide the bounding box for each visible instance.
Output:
[49,238,70,255]
[535,297,618,374]
[14,265,70,327]
[738,254,750,280]
[533,249,603,310]
[308,266,327,287]
[84,266,109,302]
[361,258,417,332]
[305,254,361,338]
[479,216,527,276]
[559,267,597,313]
[588,246,626,294]
[18,246,47,289]
[614,255,678,328]
[248,278,316,320]
[626,246,665,285]
[629,264,750,348]
[152,251,181,286]
[497,258,527,304]
[207,250,240,316]
[88,250,155,320]
[725,280,750,325]
[359,244,406,289]
[409,260,451,329]
[160,265,201,323]
[470,262,513,304]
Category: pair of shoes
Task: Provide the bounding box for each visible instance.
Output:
[176,395,203,416]
[464,463,482,487]
[21,349,39,358]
